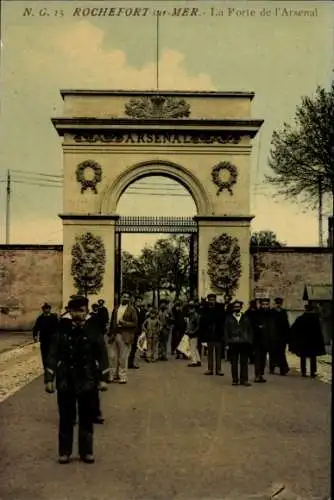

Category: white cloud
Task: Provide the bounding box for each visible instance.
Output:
[12,21,215,90]
[2,19,327,247]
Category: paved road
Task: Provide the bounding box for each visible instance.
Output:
[0,355,330,500]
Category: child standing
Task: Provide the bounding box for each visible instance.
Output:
[142,309,161,362]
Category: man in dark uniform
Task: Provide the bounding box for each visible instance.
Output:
[224,300,253,386]
[271,297,290,375]
[88,303,106,424]
[253,298,274,383]
[33,303,58,370]
[200,294,225,376]
[171,302,187,359]
[44,296,109,464]
[158,300,172,361]
[128,296,146,369]
[244,300,258,364]
[97,299,109,334]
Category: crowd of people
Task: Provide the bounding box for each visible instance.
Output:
[32,292,327,464]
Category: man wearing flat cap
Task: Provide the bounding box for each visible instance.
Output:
[44,296,109,465]
[253,298,275,382]
[33,303,58,370]
[200,293,226,376]
[224,300,253,386]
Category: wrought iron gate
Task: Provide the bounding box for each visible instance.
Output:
[114,216,198,305]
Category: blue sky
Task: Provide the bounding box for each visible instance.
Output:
[0,0,333,252]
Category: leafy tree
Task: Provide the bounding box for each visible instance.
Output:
[250,230,284,248]
[121,251,142,295]
[120,235,191,303]
[266,82,334,208]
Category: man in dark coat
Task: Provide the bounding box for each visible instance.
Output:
[289,303,326,378]
[171,302,187,359]
[224,300,253,386]
[88,303,107,424]
[253,298,275,383]
[187,301,201,367]
[271,297,290,375]
[33,303,59,370]
[200,294,225,376]
[158,300,172,361]
[244,300,258,364]
[128,296,146,369]
[97,299,109,334]
[44,296,109,464]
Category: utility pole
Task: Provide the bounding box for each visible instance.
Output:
[330,175,334,500]
[318,175,323,247]
[5,170,11,244]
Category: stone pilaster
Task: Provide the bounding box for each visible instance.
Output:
[196,216,253,307]
[59,214,118,309]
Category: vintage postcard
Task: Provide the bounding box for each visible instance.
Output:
[0,1,332,498]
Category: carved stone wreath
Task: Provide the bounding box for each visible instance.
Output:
[211,162,238,196]
[71,232,106,296]
[124,96,191,119]
[208,233,241,302]
[76,160,102,194]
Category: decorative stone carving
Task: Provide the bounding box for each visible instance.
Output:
[211,162,238,195]
[208,233,241,302]
[76,160,102,194]
[73,132,243,145]
[124,95,191,119]
[71,232,106,296]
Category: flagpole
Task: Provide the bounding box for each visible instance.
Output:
[156,13,159,90]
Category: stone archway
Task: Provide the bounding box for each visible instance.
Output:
[53,90,263,307]
[98,159,212,216]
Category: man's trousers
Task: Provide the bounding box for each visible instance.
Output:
[229,344,249,383]
[254,345,267,378]
[128,331,140,368]
[189,337,201,364]
[109,333,131,381]
[158,329,169,360]
[57,390,95,457]
[300,356,317,377]
[40,341,51,370]
[207,342,222,374]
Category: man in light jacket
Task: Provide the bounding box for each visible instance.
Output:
[108,293,138,384]
[224,300,253,387]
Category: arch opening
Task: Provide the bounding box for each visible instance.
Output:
[110,164,202,304]
[98,159,211,215]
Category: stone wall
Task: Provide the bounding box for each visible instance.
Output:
[0,246,63,331]
[251,247,332,324]
[0,245,332,330]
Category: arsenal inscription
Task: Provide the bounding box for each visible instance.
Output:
[73,132,244,145]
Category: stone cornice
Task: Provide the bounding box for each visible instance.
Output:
[60,89,256,100]
[1,244,330,254]
[51,117,264,137]
[250,246,333,254]
[59,214,120,221]
[194,215,255,222]
[0,245,63,250]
